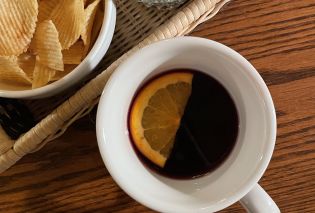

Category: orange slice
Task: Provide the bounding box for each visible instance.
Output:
[129,72,193,167]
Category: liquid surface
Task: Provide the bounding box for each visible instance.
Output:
[129,70,239,179]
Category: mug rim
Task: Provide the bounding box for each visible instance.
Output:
[96,37,277,212]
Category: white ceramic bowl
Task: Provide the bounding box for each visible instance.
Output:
[0,0,116,99]
[96,37,279,212]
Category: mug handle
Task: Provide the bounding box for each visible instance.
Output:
[240,183,280,213]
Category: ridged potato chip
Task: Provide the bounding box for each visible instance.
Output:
[38,0,60,22]
[0,0,38,56]
[17,53,36,79]
[0,57,32,86]
[51,0,85,49]
[90,7,104,51]
[34,20,64,71]
[32,57,56,89]
[28,37,37,55]
[63,41,85,64]
[0,0,101,90]
[51,64,77,81]
[84,0,89,7]
[82,0,100,52]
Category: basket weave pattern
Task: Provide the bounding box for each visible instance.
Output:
[0,0,229,173]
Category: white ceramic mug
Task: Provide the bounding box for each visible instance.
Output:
[96,37,280,213]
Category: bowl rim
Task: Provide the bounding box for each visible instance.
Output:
[0,0,116,99]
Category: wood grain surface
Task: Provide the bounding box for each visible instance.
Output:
[1,0,315,212]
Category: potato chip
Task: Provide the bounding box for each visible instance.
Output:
[84,0,99,7]
[0,0,102,89]
[0,57,32,86]
[28,37,37,55]
[38,0,60,22]
[32,57,56,89]
[51,0,85,49]
[90,7,104,52]
[64,64,78,72]
[62,41,85,64]
[84,0,90,7]
[0,0,38,56]
[2,56,17,63]
[51,64,77,81]
[34,20,64,71]
[17,53,36,79]
[82,0,100,51]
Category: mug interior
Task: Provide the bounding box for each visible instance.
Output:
[96,37,276,212]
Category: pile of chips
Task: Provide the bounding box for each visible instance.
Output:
[0,0,104,90]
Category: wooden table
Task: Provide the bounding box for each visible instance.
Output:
[1,0,314,212]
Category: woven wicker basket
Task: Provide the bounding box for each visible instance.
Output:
[0,0,229,173]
